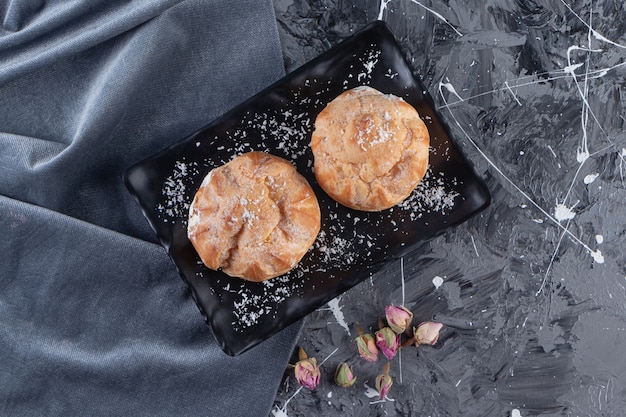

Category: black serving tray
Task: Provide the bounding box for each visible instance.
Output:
[124,21,490,355]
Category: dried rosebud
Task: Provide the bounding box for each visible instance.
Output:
[376,373,393,399]
[355,333,379,362]
[385,305,413,334]
[413,321,443,346]
[375,327,400,360]
[375,363,393,399]
[293,347,320,390]
[334,362,356,387]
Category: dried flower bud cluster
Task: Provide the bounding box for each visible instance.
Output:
[352,305,443,399]
[289,304,443,401]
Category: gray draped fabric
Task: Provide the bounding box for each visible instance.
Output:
[0,1,301,415]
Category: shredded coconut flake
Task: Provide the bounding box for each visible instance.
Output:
[356,46,382,83]
[157,160,198,219]
[397,169,460,219]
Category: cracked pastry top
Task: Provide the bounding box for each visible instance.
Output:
[311,86,430,211]
[187,151,321,282]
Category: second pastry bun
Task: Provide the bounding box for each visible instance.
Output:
[311,86,430,211]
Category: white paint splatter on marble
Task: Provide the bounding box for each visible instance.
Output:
[326,296,351,335]
[432,275,444,289]
[433,0,626,274]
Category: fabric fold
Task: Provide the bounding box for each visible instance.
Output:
[0,0,288,239]
[0,196,303,416]
[0,0,184,83]
[2,0,46,32]
[0,1,301,416]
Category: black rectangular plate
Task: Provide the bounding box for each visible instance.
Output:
[124,21,491,355]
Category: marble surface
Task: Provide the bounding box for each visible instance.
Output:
[271,1,626,416]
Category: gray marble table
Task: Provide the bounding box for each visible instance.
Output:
[271,1,626,416]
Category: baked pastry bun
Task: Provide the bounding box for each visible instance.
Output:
[311,86,430,211]
[187,151,321,282]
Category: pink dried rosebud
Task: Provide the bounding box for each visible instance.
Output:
[413,322,443,346]
[293,347,320,390]
[375,362,393,399]
[355,332,379,362]
[385,305,413,334]
[376,372,393,399]
[334,362,356,387]
[294,358,320,389]
[375,327,400,360]
[354,323,379,362]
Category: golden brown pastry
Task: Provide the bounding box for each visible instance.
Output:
[311,86,430,211]
[187,151,321,282]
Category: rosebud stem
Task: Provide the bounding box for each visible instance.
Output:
[378,317,386,330]
[298,346,308,361]
[400,336,416,348]
[382,362,390,375]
